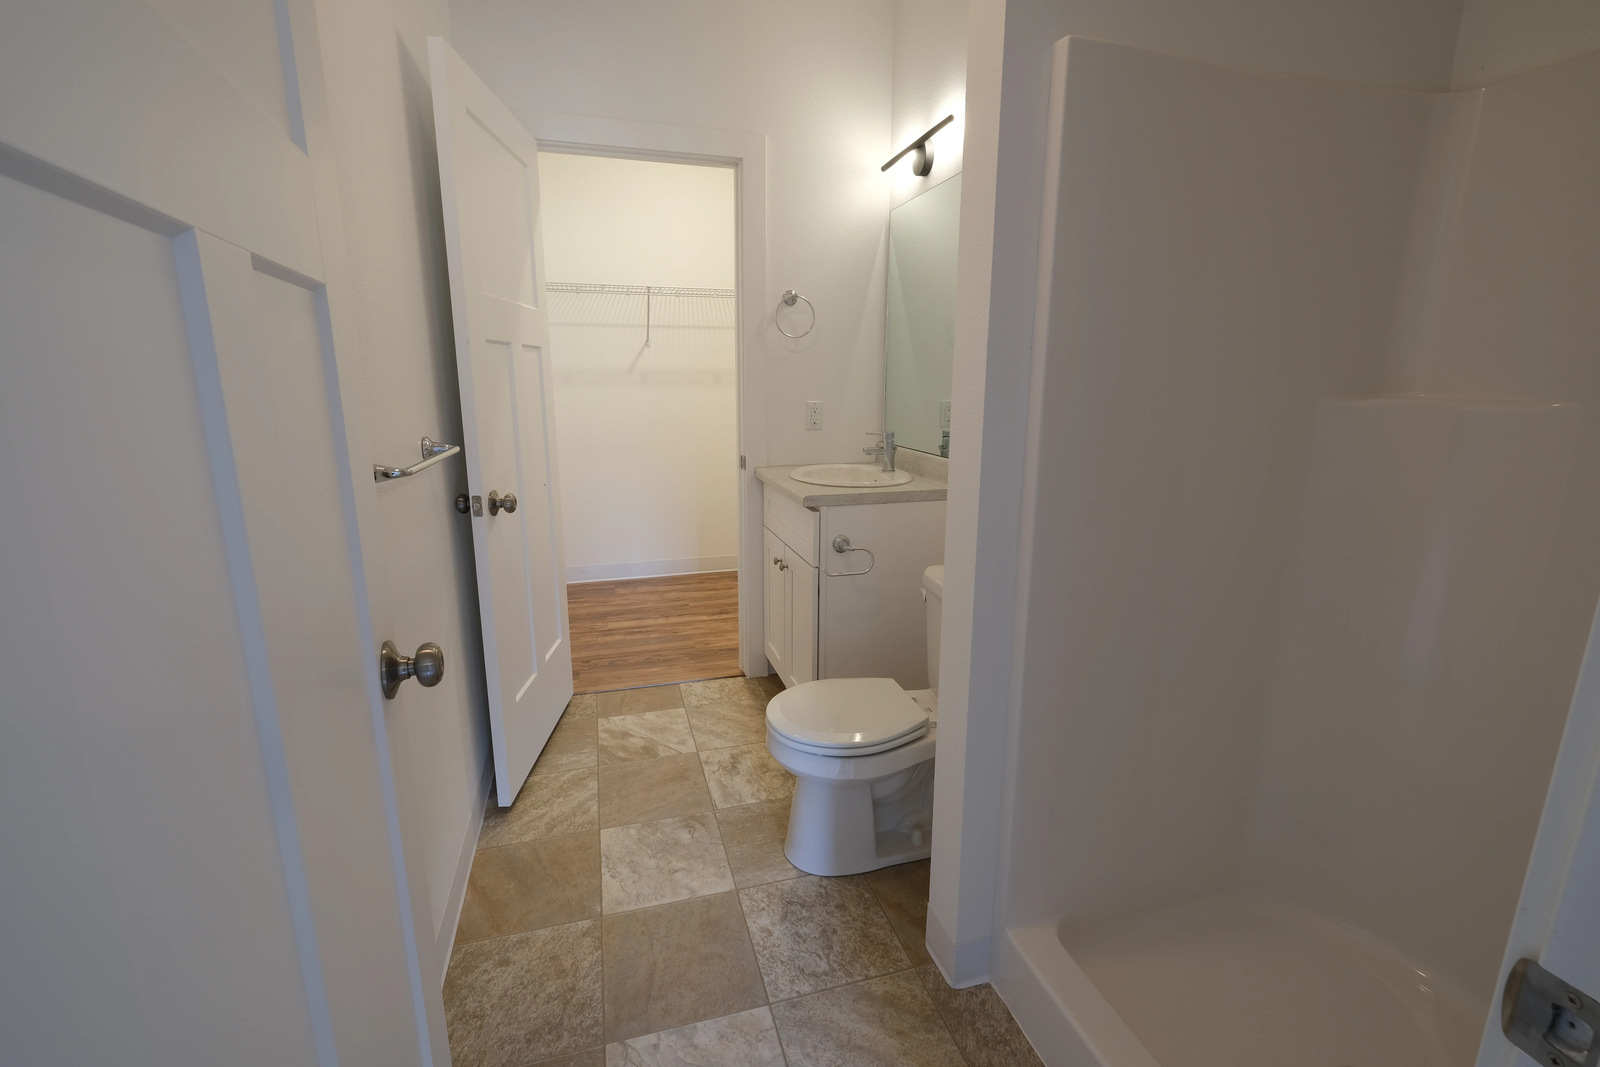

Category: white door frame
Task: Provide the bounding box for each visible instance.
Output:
[517,111,770,679]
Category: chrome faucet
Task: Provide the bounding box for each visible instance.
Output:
[863,430,897,472]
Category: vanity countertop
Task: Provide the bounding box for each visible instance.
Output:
[755,464,948,508]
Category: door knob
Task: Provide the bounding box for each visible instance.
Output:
[380,640,445,699]
[487,490,518,515]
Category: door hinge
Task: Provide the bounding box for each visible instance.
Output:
[1504,958,1598,1067]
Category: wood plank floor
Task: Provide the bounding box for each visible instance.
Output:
[567,570,742,693]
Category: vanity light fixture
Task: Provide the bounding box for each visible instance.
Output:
[881,114,954,177]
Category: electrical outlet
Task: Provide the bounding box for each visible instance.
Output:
[806,401,824,430]
[939,400,951,429]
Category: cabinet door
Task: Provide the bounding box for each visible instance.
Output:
[789,552,819,685]
[763,528,789,680]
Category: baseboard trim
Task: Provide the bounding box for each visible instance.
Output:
[567,555,738,583]
[925,909,993,988]
[435,759,493,987]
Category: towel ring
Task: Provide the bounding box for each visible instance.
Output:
[824,534,875,577]
[776,289,815,339]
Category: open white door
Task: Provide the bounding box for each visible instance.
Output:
[0,1,443,1064]
[1478,601,1600,1067]
[429,37,575,807]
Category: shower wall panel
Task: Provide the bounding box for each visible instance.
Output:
[1248,398,1577,997]
[1007,37,1435,930]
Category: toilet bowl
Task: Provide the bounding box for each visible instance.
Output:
[766,565,943,876]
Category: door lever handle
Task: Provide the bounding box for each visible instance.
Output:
[380,641,445,699]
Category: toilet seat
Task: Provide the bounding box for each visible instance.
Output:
[766,677,929,756]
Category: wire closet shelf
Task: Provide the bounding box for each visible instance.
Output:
[546,281,735,349]
[545,282,734,299]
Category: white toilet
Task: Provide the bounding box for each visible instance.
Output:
[766,564,944,876]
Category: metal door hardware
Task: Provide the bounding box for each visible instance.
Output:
[379,641,445,700]
[1504,958,1598,1067]
[374,436,462,481]
[455,493,471,514]
[487,490,517,515]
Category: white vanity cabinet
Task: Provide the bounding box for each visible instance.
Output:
[761,480,946,690]
[763,492,819,688]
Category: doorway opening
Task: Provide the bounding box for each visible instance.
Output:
[537,151,742,693]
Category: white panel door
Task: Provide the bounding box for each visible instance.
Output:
[429,36,575,807]
[0,2,440,1064]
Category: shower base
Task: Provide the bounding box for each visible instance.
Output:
[997,895,1483,1067]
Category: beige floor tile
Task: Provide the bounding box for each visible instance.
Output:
[534,711,600,775]
[866,858,932,966]
[565,693,600,720]
[598,709,697,764]
[600,812,733,913]
[597,684,683,717]
[481,769,598,848]
[680,676,781,707]
[918,965,1045,1067]
[714,800,800,889]
[739,874,910,1001]
[604,1006,785,1066]
[457,833,601,942]
[533,1050,605,1067]
[771,970,965,1067]
[598,753,713,828]
[684,700,767,751]
[602,892,767,1043]
[698,744,794,809]
[444,920,604,1067]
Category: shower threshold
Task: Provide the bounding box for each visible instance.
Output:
[1003,895,1483,1067]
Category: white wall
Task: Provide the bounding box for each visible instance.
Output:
[1452,0,1600,87]
[450,0,895,469]
[315,0,492,982]
[539,152,740,581]
[891,0,969,208]
[931,0,1474,987]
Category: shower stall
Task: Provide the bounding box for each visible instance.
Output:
[994,37,1600,1067]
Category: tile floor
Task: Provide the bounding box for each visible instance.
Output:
[445,677,1044,1067]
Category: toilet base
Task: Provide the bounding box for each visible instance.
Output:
[781,759,935,877]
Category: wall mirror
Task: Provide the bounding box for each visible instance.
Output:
[885,172,961,458]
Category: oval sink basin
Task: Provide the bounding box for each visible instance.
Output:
[790,463,914,488]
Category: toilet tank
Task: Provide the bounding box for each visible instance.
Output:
[922,565,945,695]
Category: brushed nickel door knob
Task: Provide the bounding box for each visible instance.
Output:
[380,640,446,699]
[487,490,518,515]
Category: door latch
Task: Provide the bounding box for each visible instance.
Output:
[1504,958,1598,1067]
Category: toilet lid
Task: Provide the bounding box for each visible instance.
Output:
[766,678,929,750]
